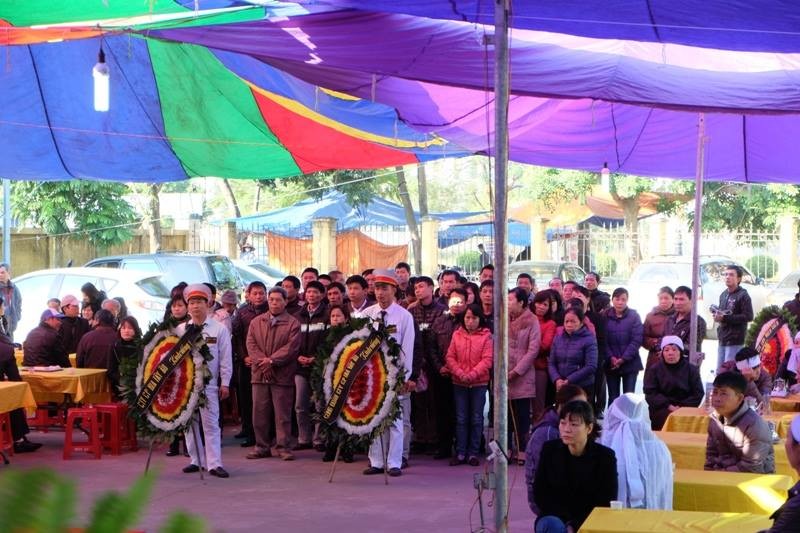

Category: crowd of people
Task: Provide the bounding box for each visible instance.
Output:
[7,257,800,530]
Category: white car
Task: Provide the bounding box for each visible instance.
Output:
[13,267,170,341]
[626,256,769,340]
[767,270,800,308]
[232,260,285,289]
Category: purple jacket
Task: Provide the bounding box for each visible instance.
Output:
[548,325,598,391]
[603,307,644,375]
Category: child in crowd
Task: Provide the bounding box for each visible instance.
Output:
[705,370,775,473]
[445,303,492,467]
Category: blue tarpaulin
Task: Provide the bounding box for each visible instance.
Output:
[231,191,480,237]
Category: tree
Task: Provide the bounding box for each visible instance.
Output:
[12,181,137,265]
[395,166,422,273]
[666,181,800,232]
[608,174,654,265]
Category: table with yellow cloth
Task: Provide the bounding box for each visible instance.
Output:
[657,431,796,480]
[20,368,110,404]
[770,394,800,413]
[664,407,794,439]
[579,508,773,533]
[673,468,793,515]
[0,381,37,415]
[15,350,77,368]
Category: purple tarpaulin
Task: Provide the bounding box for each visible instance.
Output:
[148,9,800,182]
[300,0,800,53]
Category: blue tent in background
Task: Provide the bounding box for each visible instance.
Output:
[230,191,480,237]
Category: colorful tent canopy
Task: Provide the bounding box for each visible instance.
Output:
[3,2,800,183]
[146,7,800,182]
[230,191,480,237]
[0,8,468,182]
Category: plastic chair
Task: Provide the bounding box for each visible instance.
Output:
[63,407,102,460]
[95,403,138,455]
[0,412,13,464]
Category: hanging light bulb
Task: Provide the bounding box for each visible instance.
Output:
[600,162,610,178]
[93,45,109,112]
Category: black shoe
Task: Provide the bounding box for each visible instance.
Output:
[182,464,201,473]
[240,439,255,448]
[342,453,354,463]
[362,466,383,475]
[388,467,402,477]
[209,467,229,478]
[468,456,480,467]
[313,443,326,452]
[292,442,312,451]
[322,450,336,462]
[166,442,180,457]
[13,439,42,453]
[449,456,466,466]
[234,431,247,439]
[401,457,409,469]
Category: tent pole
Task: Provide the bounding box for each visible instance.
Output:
[689,114,706,365]
[492,1,510,532]
[3,180,9,265]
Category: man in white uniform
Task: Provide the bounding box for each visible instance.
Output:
[179,283,233,478]
[362,269,416,477]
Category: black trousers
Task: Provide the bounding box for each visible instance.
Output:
[238,363,255,439]
[431,372,455,454]
[9,408,29,441]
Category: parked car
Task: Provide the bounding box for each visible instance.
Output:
[85,252,242,294]
[13,267,170,342]
[506,260,586,288]
[232,260,285,289]
[626,255,769,340]
[767,270,800,307]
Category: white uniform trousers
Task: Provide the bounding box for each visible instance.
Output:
[185,385,223,470]
[368,394,409,469]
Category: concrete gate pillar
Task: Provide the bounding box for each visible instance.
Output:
[312,217,337,274]
[530,216,549,260]
[778,214,799,279]
[420,216,439,277]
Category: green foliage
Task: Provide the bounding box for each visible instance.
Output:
[746,255,778,279]
[456,250,481,271]
[670,182,800,231]
[12,180,137,248]
[594,254,617,278]
[258,169,394,208]
[0,468,76,532]
[513,166,598,210]
[0,468,205,532]
[609,174,653,199]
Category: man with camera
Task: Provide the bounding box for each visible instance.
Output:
[713,265,754,369]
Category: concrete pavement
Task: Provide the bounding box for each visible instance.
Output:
[4,427,533,532]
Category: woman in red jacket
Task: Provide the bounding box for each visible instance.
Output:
[532,290,558,423]
[446,303,493,466]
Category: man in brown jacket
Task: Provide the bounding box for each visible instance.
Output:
[245,286,301,461]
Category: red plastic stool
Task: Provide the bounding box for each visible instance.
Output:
[95,403,138,455]
[0,412,14,464]
[63,407,102,460]
[28,406,63,432]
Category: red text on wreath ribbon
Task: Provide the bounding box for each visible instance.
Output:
[322,332,383,424]
[135,326,203,411]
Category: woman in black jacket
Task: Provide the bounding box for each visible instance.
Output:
[643,335,704,430]
[533,400,617,532]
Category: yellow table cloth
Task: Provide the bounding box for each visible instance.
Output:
[21,368,110,404]
[664,407,793,439]
[15,350,77,368]
[673,468,792,515]
[657,431,796,480]
[0,381,37,415]
[771,394,800,413]
[579,508,772,533]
